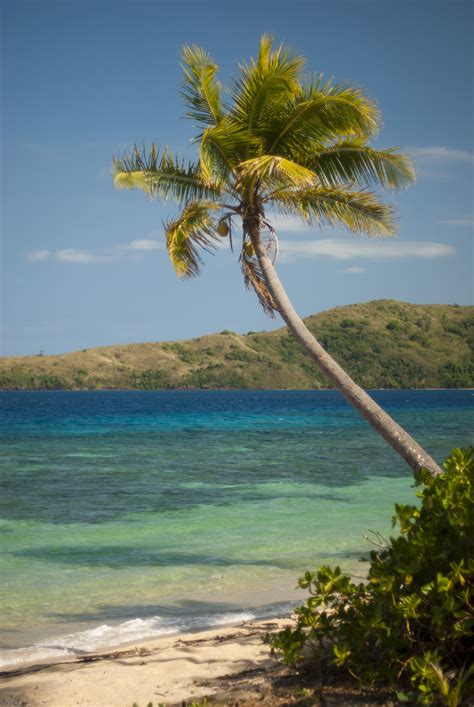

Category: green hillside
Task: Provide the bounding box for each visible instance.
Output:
[1,301,473,390]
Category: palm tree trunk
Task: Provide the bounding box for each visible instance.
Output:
[250,228,443,478]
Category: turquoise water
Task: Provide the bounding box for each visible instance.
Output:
[0,390,472,666]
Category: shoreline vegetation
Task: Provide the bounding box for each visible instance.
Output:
[1,300,473,391]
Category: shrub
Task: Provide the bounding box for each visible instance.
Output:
[439,363,474,389]
[340,318,357,328]
[133,369,169,389]
[36,374,67,389]
[268,448,474,705]
[386,319,402,331]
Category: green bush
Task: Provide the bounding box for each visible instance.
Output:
[268,448,474,705]
[36,374,67,389]
[224,348,254,362]
[386,319,402,331]
[132,369,170,389]
[340,318,358,328]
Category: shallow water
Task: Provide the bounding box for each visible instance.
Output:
[0,390,472,666]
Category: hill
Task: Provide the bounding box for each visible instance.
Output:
[1,301,473,390]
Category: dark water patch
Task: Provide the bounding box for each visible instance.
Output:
[48,598,264,623]
[0,420,472,524]
[12,545,298,570]
[1,389,472,434]
[0,467,351,524]
[322,550,371,561]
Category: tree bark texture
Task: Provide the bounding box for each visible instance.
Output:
[247,220,443,478]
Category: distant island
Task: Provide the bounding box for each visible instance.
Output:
[1,300,473,390]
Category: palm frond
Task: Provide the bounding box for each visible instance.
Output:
[256,33,274,70]
[113,145,222,203]
[181,44,223,126]
[238,155,317,192]
[311,139,416,189]
[199,119,262,184]
[269,185,396,236]
[165,201,222,277]
[230,34,304,130]
[267,77,381,156]
[240,250,277,316]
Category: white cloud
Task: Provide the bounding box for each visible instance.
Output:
[55,249,115,264]
[344,266,367,274]
[125,239,163,251]
[26,235,165,265]
[270,214,311,234]
[409,146,474,162]
[279,238,455,262]
[408,146,473,178]
[26,249,50,262]
[439,218,473,226]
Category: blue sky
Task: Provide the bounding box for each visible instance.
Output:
[2,0,473,356]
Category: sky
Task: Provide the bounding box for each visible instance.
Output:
[1,0,473,356]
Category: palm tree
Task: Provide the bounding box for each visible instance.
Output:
[112,35,442,478]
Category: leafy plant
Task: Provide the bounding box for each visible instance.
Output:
[132,369,170,389]
[268,448,474,705]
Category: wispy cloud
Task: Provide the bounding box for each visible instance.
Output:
[279,239,455,262]
[26,237,164,264]
[55,249,116,264]
[439,218,473,226]
[409,146,474,162]
[26,249,51,262]
[125,239,163,251]
[270,214,311,234]
[344,266,367,274]
[27,233,455,266]
[407,146,473,178]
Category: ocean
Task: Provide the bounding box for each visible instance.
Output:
[0,389,472,667]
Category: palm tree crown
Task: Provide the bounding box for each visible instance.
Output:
[113,34,415,315]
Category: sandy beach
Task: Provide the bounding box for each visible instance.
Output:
[0,618,295,707]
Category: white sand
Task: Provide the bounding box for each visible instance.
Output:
[0,618,294,706]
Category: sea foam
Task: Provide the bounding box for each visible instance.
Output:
[0,602,295,669]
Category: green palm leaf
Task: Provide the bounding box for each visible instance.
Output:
[270,185,396,236]
[267,79,381,156]
[113,145,222,203]
[199,119,262,184]
[238,155,317,191]
[181,44,223,126]
[230,34,304,130]
[165,200,222,277]
[311,139,416,189]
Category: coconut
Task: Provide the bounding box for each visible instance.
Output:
[244,242,255,256]
[217,222,229,237]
